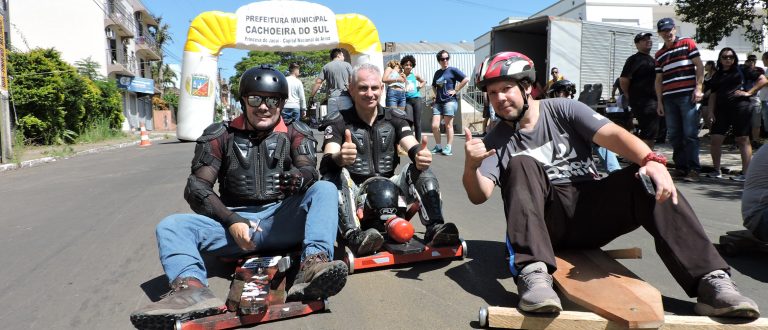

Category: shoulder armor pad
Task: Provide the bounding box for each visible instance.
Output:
[387,107,409,120]
[197,123,226,142]
[290,120,313,137]
[319,111,343,130]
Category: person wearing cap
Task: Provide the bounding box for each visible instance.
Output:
[130,65,348,328]
[654,17,704,182]
[463,51,760,318]
[620,32,660,148]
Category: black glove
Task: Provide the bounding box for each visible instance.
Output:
[276,170,306,196]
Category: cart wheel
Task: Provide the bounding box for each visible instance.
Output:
[323,299,330,312]
[478,306,489,328]
[345,247,355,274]
[720,242,739,256]
[460,239,468,259]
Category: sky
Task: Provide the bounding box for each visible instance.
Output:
[141,0,558,80]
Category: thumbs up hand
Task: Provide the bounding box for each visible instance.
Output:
[338,129,358,166]
[414,136,432,170]
[464,128,495,169]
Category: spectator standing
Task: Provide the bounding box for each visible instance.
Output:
[283,63,307,123]
[706,48,767,181]
[383,59,407,109]
[310,48,354,117]
[430,50,469,156]
[401,55,426,140]
[701,60,717,130]
[545,67,565,92]
[620,32,660,148]
[742,57,766,146]
[654,17,704,182]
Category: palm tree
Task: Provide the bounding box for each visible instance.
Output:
[74,56,103,81]
[149,15,173,95]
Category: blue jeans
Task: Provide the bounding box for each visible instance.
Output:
[385,88,406,107]
[326,95,353,115]
[432,100,458,116]
[663,94,700,172]
[281,107,300,123]
[155,181,338,285]
[592,145,621,173]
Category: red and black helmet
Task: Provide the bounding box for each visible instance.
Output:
[475,52,536,91]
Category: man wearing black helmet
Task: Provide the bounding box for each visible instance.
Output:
[130,65,347,328]
[620,32,660,148]
[320,63,461,257]
[462,51,759,318]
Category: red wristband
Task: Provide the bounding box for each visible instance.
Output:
[641,152,667,167]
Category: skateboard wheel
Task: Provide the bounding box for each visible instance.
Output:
[460,239,468,259]
[323,298,330,312]
[478,306,488,328]
[174,319,182,330]
[345,248,355,274]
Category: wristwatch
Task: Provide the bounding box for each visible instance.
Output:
[641,152,667,167]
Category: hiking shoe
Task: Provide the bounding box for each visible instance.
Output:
[287,253,348,302]
[430,145,442,154]
[731,174,747,182]
[706,170,723,179]
[130,277,224,329]
[346,228,384,256]
[424,222,460,247]
[441,145,453,156]
[516,262,562,313]
[694,270,760,318]
[683,170,700,182]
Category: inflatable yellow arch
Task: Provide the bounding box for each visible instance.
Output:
[177,0,383,140]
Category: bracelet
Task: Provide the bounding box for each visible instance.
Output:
[641,152,667,167]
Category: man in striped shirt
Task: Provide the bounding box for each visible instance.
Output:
[654,17,704,182]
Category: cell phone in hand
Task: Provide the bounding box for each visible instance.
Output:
[639,173,656,196]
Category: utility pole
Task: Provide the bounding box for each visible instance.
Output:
[0,16,11,163]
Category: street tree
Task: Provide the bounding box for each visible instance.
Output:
[149,15,173,95]
[229,50,327,99]
[74,56,103,81]
[668,0,766,50]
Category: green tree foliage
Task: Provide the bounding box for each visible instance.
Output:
[229,50,328,99]
[670,0,766,50]
[8,48,123,145]
[74,56,103,81]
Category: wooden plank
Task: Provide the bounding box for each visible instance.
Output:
[486,307,768,330]
[553,249,664,329]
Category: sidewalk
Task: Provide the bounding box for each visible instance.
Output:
[0,131,175,173]
[654,129,749,176]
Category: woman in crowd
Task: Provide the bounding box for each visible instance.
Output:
[707,48,766,181]
[401,55,426,140]
[383,59,407,109]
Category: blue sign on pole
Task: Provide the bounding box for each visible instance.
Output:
[116,75,155,94]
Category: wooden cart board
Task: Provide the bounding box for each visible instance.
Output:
[479,307,768,329]
[553,249,664,329]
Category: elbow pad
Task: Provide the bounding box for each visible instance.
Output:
[184,175,216,216]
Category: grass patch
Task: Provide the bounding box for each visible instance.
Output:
[75,118,128,144]
[42,145,75,158]
[11,128,26,164]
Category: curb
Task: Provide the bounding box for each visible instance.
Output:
[0,136,168,173]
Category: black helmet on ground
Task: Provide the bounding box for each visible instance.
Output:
[547,79,577,99]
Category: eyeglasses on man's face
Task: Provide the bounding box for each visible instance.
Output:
[246,95,282,108]
[438,57,450,62]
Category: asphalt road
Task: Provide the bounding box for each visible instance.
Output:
[0,136,765,329]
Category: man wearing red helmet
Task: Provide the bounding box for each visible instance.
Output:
[462,52,759,318]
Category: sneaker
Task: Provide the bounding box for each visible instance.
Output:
[516,262,562,313]
[424,222,460,247]
[731,174,747,182]
[430,145,442,154]
[683,170,700,182]
[286,253,348,302]
[441,145,453,156]
[130,277,224,329]
[694,270,760,318]
[706,170,723,179]
[346,228,384,256]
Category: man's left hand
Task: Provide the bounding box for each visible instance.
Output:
[415,137,432,170]
[639,161,678,205]
[276,170,305,196]
[692,88,703,103]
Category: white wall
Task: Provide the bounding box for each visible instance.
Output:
[585,6,654,29]
[9,0,109,77]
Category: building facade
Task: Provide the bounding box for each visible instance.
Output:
[8,0,162,130]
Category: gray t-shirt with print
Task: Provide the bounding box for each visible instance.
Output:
[479,98,610,185]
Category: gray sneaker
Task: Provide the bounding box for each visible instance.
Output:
[516,262,562,313]
[130,277,224,329]
[695,270,760,318]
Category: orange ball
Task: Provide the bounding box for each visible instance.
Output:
[386,217,414,243]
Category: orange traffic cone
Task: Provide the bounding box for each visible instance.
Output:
[139,122,152,147]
